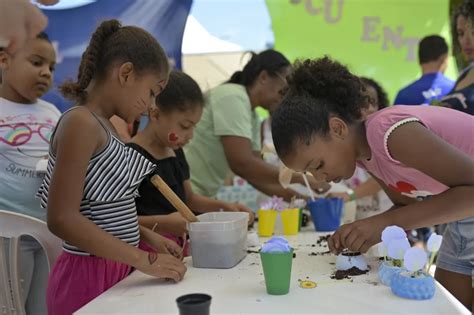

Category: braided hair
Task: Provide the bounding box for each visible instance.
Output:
[60,19,169,104]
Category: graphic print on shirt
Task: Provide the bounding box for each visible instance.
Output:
[422,87,442,102]
[0,113,55,172]
[388,181,433,200]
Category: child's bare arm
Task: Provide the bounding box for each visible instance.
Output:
[381,121,474,226]
[139,225,184,260]
[221,136,317,200]
[138,213,187,237]
[329,121,474,254]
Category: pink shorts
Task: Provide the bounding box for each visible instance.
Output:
[46,251,132,315]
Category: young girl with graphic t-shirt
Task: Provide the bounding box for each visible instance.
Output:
[0,31,59,315]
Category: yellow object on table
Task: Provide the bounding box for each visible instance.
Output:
[281,208,299,235]
[258,209,278,236]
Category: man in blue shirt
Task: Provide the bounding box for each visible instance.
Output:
[394,35,455,105]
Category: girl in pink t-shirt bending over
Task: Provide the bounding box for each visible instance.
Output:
[271,57,474,309]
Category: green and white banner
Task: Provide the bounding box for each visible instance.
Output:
[266,0,456,103]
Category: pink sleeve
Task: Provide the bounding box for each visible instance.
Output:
[365,111,421,165]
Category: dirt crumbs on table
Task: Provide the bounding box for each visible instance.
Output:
[317,234,331,245]
[331,267,368,280]
[308,251,331,256]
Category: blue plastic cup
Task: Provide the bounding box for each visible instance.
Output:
[308,198,343,231]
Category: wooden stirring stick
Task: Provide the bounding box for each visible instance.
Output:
[150,175,199,222]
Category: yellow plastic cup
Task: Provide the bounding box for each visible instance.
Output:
[281,208,299,235]
[258,209,278,237]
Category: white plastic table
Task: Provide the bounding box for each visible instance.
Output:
[77,229,469,314]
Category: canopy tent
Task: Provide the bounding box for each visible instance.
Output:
[181,0,272,92]
[183,0,456,102]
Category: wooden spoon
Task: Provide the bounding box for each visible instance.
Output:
[150,175,199,222]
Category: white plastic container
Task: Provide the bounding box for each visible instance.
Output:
[188,212,249,269]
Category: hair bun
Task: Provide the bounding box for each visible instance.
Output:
[288,56,365,121]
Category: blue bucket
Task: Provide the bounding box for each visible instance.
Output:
[308,198,343,231]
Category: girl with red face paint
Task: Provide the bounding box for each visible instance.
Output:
[128,71,255,254]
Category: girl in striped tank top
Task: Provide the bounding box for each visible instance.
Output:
[36,20,187,314]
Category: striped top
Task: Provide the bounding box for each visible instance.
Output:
[37,108,155,256]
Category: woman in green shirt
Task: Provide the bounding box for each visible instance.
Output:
[185,49,322,200]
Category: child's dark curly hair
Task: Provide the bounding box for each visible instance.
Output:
[156,70,203,112]
[360,77,389,109]
[271,56,366,158]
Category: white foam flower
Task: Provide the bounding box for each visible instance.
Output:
[427,233,443,253]
[387,237,411,260]
[381,226,407,245]
[404,247,428,272]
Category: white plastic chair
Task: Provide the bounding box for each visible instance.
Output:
[0,210,62,315]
